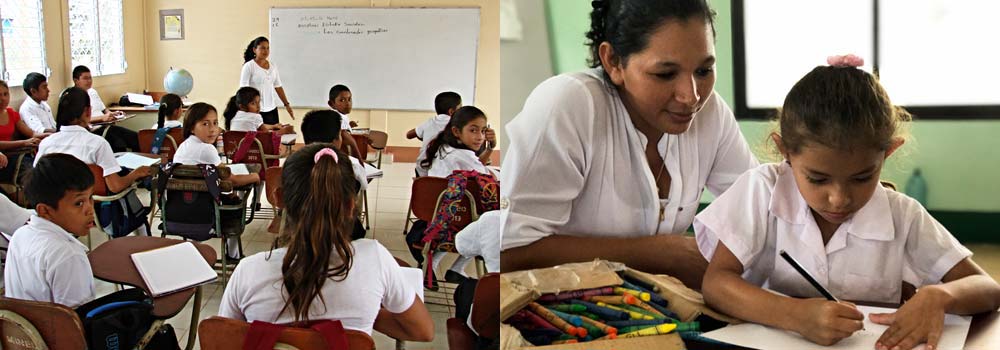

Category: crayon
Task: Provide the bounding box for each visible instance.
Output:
[578,315,618,337]
[568,299,630,320]
[673,321,699,332]
[619,304,664,319]
[620,271,660,292]
[511,310,561,332]
[621,280,668,307]
[577,320,605,338]
[643,297,676,319]
[575,311,601,320]
[605,319,670,328]
[630,298,668,318]
[614,287,651,302]
[586,295,635,305]
[679,331,730,345]
[546,308,583,326]
[548,304,587,313]
[537,287,615,302]
[550,339,578,345]
[617,323,677,338]
[617,324,660,334]
[527,302,587,338]
[596,301,654,320]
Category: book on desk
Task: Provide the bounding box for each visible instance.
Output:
[131,242,217,297]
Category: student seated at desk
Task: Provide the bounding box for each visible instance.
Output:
[4,153,96,307]
[408,91,461,177]
[223,87,294,135]
[327,84,362,160]
[696,58,1000,350]
[301,109,368,240]
[72,65,140,153]
[151,93,184,129]
[219,144,434,341]
[18,72,57,136]
[0,80,43,191]
[35,87,152,194]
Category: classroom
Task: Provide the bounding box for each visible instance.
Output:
[0,0,499,349]
[499,0,1000,349]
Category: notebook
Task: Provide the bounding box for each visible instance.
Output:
[131,242,217,297]
[116,152,160,169]
[364,162,383,178]
[228,163,250,175]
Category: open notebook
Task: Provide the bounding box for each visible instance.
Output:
[131,242,217,297]
[116,152,160,169]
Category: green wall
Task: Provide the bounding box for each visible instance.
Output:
[544,0,1000,214]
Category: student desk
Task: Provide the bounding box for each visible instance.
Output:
[348,129,370,161]
[88,236,216,350]
[687,301,1000,350]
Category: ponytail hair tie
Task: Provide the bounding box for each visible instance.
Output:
[827,54,864,68]
[314,147,339,164]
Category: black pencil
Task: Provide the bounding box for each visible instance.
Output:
[779,250,838,302]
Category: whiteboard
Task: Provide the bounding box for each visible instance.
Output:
[269,7,480,111]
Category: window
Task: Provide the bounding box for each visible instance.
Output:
[733,0,1000,119]
[0,0,48,86]
[68,0,125,76]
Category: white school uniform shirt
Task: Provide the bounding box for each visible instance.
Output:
[35,125,121,176]
[427,144,493,178]
[151,119,183,129]
[4,215,95,308]
[230,110,264,132]
[0,194,30,235]
[239,60,283,113]
[348,155,368,191]
[335,110,352,132]
[414,114,450,177]
[173,136,222,166]
[501,68,758,250]
[694,162,972,303]
[87,88,107,116]
[218,239,418,335]
[455,210,501,273]
[18,98,56,134]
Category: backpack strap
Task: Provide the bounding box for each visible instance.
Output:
[197,164,222,203]
[232,131,258,163]
[151,126,179,155]
[243,321,284,350]
[156,162,176,195]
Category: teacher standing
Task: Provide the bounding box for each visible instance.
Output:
[240,36,294,123]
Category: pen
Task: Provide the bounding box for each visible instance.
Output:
[779,250,838,301]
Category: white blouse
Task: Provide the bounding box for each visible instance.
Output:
[35,125,121,176]
[239,60,283,113]
[501,68,758,251]
[151,120,183,129]
[173,136,222,165]
[694,162,971,303]
[427,144,492,178]
[230,110,264,132]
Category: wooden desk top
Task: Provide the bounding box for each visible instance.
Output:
[88,236,217,318]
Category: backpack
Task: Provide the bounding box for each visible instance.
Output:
[157,163,223,241]
[421,170,499,287]
[75,288,155,350]
[96,190,150,238]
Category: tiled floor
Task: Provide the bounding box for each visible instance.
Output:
[82,161,467,350]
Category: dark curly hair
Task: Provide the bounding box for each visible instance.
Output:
[243,36,269,63]
[586,0,717,69]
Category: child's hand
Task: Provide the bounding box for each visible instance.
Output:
[793,298,865,346]
[0,152,8,168]
[484,127,497,147]
[871,286,951,350]
[134,165,154,178]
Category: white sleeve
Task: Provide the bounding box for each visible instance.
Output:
[19,103,46,134]
[376,243,417,314]
[694,166,774,268]
[88,89,107,115]
[95,140,122,176]
[902,199,973,285]
[704,93,759,196]
[239,62,253,87]
[500,76,593,251]
[271,65,282,88]
[202,143,222,165]
[0,195,30,234]
[414,120,430,140]
[456,210,501,273]
[350,157,368,191]
[218,264,247,321]
[48,252,95,308]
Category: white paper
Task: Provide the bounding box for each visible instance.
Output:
[131,242,217,297]
[364,162,383,178]
[280,133,297,145]
[126,93,155,106]
[702,305,971,350]
[228,163,250,176]
[400,267,424,301]
[116,152,159,169]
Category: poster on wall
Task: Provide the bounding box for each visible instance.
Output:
[160,9,184,40]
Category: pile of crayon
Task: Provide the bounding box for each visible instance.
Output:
[506,272,705,346]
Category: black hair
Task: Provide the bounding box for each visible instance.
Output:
[72,65,91,80]
[22,72,47,95]
[223,87,261,130]
[328,85,351,102]
[25,153,95,209]
[244,36,269,63]
[301,110,343,144]
[421,106,486,169]
[586,0,717,68]
[55,87,91,129]
[157,93,184,129]
[183,102,218,139]
[434,91,462,115]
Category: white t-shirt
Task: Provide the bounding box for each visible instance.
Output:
[4,215,95,308]
[501,68,758,251]
[239,60,283,113]
[36,125,121,176]
[230,110,264,132]
[0,194,30,235]
[173,136,222,165]
[18,98,56,134]
[335,110,352,132]
[218,239,418,334]
[151,120,183,129]
[694,162,972,303]
[414,114,450,177]
[348,155,368,191]
[455,210,500,273]
[427,144,493,178]
[88,88,107,116]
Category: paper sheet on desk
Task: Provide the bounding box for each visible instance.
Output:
[116,153,159,169]
[228,164,250,175]
[280,133,297,145]
[702,305,971,350]
[125,93,155,106]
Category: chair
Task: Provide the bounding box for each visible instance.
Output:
[367,130,388,168]
[137,128,184,163]
[159,164,250,284]
[446,273,500,350]
[0,147,35,207]
[0,297,87,350]
[198,316,375,350]
[88,164,151,249]
[404,177,484,244]
[264,166,284,234]
[223,131,277,221]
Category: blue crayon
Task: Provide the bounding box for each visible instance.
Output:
[605,319,670,328]
[569,299,630,320]
[546,308,583,327]
[679,331,730,345]
[643,298,677,320]
[620,272,659,292]
[621,280,668,307]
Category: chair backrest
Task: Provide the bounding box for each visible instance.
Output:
[160,165,233,242]
[88,164,110,197]
[198,316,375,350]
[224,131,280,172]
[410,176,480,232]
[0,297,87,350]
[367,130,388,150]
[264,166,283,209]
[471,273,500,339]
[138,128,183,162]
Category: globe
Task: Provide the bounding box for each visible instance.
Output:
[163,68,194,96]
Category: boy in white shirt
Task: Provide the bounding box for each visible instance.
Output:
[4,153,97,307]
[71,66,140,153]
[327,85,362,160]
[300,110,369,240]
[18,73,56,135]
[407,91,461,177]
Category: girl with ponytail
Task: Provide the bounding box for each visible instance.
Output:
[152,93,183,129]
[218,144,434,341]
[421,106,495,178]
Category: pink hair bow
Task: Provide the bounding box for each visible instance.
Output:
[314,147,339,163]
[827,54,865,68]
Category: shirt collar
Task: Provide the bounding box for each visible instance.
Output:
[769,162,894,241]
[60,125,89,133]
[27,215,89,249]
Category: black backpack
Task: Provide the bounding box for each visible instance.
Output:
[75,288,154,350]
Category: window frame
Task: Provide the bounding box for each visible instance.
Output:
[0,0,50,86]
[67,0,126,77]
